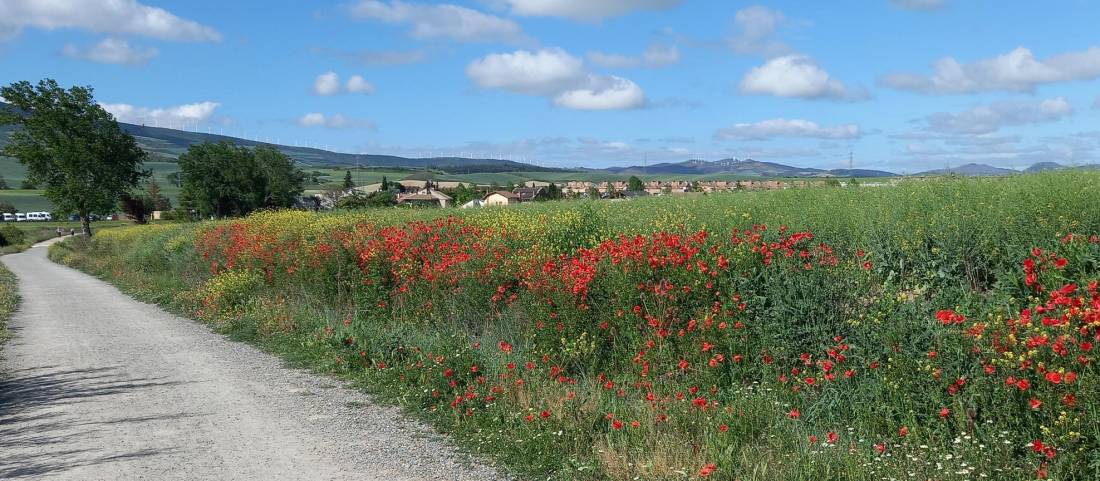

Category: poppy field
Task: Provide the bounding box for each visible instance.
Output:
[51,171,1100,480]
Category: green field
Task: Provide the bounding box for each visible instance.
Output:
[51,171,1100,481]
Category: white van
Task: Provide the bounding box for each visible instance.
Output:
[15,213,26,222]
[1,213,12,222]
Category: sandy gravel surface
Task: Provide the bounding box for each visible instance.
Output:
[0,238,509,481]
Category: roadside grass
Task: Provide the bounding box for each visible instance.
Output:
[0,263,18,366]
[0,221,130,254]
[49,171,1100,481]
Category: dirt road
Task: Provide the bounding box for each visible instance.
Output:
[0,239,506,480]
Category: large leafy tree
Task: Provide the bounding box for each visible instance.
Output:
[0,79,148,236]
[178,142,303,218]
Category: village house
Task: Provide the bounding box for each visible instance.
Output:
[512,186,546,202]
[483,190,521,206]
[396,188,452,208]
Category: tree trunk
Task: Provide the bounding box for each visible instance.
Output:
[80,211,92,237]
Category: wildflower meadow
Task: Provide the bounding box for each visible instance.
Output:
[52,171,1100,480]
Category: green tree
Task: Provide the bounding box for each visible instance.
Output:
[145,178,172,211]
[546,182,563,200]
[0,79,148,236]
[255,146,305,208]
[380,175,390,191]
[627,176,644,192]
[0,202,16,214]
[450,183,477,205]
[178,142,303,218]
[343,170,355,189]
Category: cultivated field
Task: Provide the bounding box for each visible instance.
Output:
[51,171,1100,480]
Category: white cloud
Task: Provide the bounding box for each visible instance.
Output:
[101,101,220,126]
[297,113,376,130]
[466,48,587,95]
[61,37,158,65]
[881,46,1100,94]
[740,55,867,101]
[715,118,862,141]
[346,75,376,94]
[496,0,683,21]
[553,76,645,110]
[890,0,946,11]
[348,0,525,43]
[313,71,342,96]
[313,71,375,95]
[728,5,790,57]
[921,97,1074,135]
[587,43,680,69]
[466,47,646,110]
[0,0,220,42]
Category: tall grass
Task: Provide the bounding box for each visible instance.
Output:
[0,263,19,360]
[51,171,1100,480]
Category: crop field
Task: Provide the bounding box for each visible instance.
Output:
[51,171,1100,480]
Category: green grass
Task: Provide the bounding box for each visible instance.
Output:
[0,263,18,363]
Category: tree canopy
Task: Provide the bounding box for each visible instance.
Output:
[0,79,148,235]
[178,142,304,218]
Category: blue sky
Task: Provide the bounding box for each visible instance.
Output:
[2,0,1100,171]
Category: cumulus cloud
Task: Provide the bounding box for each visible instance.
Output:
[61,37,158,65]
[587,43,680,69]
[890,0,946,10]
[740,55,868,101]
[313,71,375,95]
[495,0,683,21]
[728,5,790,58]
[552,76,645,110]
[0,0,220,42]
[715,118,862,141]
[466,48,645,110]
[467,48,586,95]
[347,0,525,43]
[345,75,375,94]
[881,46,1100,94]
[920,97,1074,135]
[101,101,220,126]
[297,113,376,130]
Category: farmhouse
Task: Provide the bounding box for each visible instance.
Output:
[512,186,546,202]
[396,188,452,208]
[483,191,520,206]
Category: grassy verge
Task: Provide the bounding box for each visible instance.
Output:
[49,171,1100,481]
[0,263,18,364]
[0,220,132,254]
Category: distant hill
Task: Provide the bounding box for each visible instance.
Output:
[1025,162,1065,173]
[915,163,1019,176]
[0,102,565,173]
[598,158,898,178]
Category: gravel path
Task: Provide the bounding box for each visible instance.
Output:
[0,238,509,481]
